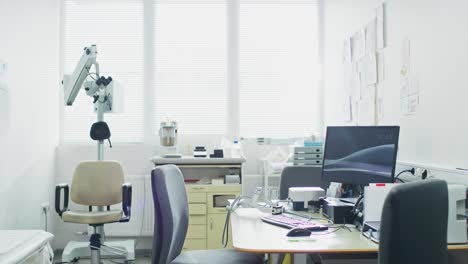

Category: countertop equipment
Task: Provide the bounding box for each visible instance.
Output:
[159,120,181,158]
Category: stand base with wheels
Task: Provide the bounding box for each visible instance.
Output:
[62,240,135,263]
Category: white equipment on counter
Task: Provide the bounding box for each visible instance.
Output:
[289,187,325,211]
[159,120,182,158]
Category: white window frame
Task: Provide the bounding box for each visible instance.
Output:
[59,0,324,144]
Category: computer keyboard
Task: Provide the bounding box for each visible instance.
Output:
[261,214,329,231]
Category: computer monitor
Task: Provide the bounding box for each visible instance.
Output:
[321,126,400,185]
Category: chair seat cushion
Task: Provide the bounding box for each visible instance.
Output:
[171,249,263,264]
[62,210,122,224]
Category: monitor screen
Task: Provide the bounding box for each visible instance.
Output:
[321,126,400,185]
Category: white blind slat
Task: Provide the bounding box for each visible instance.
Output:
[63,0,144,143]
[153,1,227,135]
[239,1,321,137]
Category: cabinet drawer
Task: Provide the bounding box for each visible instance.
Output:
[188,193,207,203]
[187,225,207,239]
[189,204,207,215]
[186,185,208,193]
[183,239,207,251]
[206,192,239,214]
[189,215,207,225]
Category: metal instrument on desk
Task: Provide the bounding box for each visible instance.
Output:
[289,187,325,211]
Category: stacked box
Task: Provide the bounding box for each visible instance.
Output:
[293,146,323,166]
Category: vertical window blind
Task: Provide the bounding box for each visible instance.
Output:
[61,0,321,141]
[239,0,321,138]
[62,0,144,142]
[153,0,227,135]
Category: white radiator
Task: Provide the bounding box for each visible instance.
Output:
[105,174,154,237]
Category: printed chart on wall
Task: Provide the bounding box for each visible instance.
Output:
[399,38,420,115]
[342,2,387,125]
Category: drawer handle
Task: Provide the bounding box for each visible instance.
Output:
[210,218,213,230]
[192,187,205,191]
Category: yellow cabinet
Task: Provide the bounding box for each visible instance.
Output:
[207,213,233,249]
[184,184,240,251]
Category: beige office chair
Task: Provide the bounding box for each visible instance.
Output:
[55,161,133,263]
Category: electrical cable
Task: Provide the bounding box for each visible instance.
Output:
[310,224,351,235]
[393,168,415,183]
[222,195,258,248]
[283,210,333,224]
[86,66,100,80]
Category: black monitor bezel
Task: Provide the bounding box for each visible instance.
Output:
[321,126,400,185]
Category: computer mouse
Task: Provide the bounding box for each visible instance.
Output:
[286,228,312,237]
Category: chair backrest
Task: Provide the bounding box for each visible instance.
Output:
[379,179,449,264]
[71,161,124,206]
[279,166,329,200]
[151,165,189,264]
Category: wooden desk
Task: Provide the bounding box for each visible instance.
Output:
[230,208,468,254]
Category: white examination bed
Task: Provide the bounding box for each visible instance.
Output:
[0,230,54,264]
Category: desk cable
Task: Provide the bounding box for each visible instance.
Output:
[394,168,416,183]
[222,195,251,248]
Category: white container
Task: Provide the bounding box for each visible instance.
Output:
[230,140,243,158]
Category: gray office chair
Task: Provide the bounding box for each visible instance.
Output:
[277,166,329,264]
[55,161,133,263]
[151,164,264,264]
[279,166,329,200]
[379,179,449,264]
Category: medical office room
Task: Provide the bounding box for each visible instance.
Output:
[2,0,468,263]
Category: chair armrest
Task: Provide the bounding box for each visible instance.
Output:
[55,183,69,217]
[120,183,132,222]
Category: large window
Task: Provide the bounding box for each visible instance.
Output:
[62,0,144,142]
[154,0,227,135]
[239,0,321,137]
[61,0,321,142]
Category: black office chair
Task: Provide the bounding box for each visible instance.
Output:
[151,164,264,264]
[279,166,329,200]
[379,179,449,264]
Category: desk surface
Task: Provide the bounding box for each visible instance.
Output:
[231,208,468,254]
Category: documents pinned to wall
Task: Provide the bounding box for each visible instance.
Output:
[341,2,387,125]
[399,38,420,115]
[400,76,419,115]
[376,3,386,50]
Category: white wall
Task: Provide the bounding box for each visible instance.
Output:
[323,2,468,262]
[0,0,59,233]
[324,0,468,177]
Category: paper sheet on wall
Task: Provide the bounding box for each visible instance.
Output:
[343,38,352,63]
[401,38,411,77]
[376,3,386,50]
[357,84,376,125]
[365,19,377,55]
[377,51,385,82]
[365,53,377,85]
[351,72,361,104]
[353,30,366,61]
[343,96,352,122]
[400,76,420,115]
[377,97,384,121]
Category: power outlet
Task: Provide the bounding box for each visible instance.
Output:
[414,168,430,179]
[40,202,50,214]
